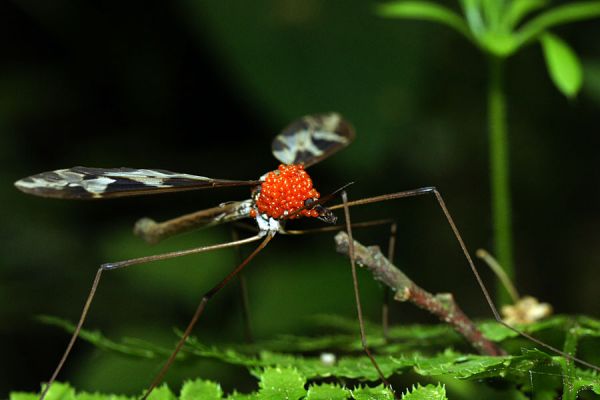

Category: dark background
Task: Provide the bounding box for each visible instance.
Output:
[2,0,599,396]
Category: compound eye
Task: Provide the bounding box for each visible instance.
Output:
[304,198,315,208]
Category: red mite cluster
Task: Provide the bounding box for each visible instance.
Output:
[250,164,320,220]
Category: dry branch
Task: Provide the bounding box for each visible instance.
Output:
[334,231,505,356]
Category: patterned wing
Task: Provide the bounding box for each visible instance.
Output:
[14,166,259,199]
[271,113,355,167]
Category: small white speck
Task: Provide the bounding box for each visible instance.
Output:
[320,352,336,366]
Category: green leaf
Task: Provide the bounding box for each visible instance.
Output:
[540,33,583,98]
[146,385,176,400]
[256,367,306,400]
[376,1,473,41]
[480,0,504,31]
[42,382,76,400]
[516,2,600,47]
[180,380,223,400]
[503,0,549,29]
[351,384,395,400]
[478,314,571,341]
[226,393,258,400]
[37,314,183,360]
[9,393,39,400]
[410,349,511,379]
[77,393,132,400]
[458,0,486,35]
[306,383,350,400]
[401,383,447,400]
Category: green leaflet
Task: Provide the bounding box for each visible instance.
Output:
[401,384,447,400]
[540,33,583,98]
[180,380,223,400]
[376,1,472,40]
[256,367,306,400]
[305,383,350,400]
[351,384,395,400]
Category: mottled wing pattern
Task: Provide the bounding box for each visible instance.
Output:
[14,166,259,199]
[271,113,355,167]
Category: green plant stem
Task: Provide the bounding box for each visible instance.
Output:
[488,55,514,306]
[560,325,579,400]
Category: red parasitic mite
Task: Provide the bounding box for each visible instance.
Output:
[251,164,320,220]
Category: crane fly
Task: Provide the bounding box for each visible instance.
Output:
[15,113,356,397]
[15,113,600,399]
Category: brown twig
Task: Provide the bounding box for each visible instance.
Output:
[334,231,505,356]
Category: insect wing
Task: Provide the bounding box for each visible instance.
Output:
[271,113,355,167]
[14,166,259,199]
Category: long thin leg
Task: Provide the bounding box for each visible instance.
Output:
[332,187,600,372]
[39,234,263,400]
[282,219,394,235]
[283,218,399,340]
[283,219,398,341]
[341,191,391,388]
[429,189,599,372]
[382,222,397,341]
[103,235,262,269]
[141,234,274,399]
[231,227,253,343]
[39,268,103,400]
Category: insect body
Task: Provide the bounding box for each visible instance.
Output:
[14,113,356,399]
[16,112,599,399]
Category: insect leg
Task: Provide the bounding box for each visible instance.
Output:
[39,267,103,400]
[281,219,394,235]
[231,227,254,343]
[331,187,600,373]
[282,219,398,340]
[429,189,600,372]
[141,234,274,399]
[382,222,397,341]
[39,234,264,400]
[341,191,391,389]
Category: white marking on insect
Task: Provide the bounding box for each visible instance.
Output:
[78,177,117,194]
[15,177,67,190]
[105,169,209,181]
[255,213,281,235]
[272,114,350,165]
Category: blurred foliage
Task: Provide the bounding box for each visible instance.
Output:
[32,314,600,398]
[378,0,600,300]
[1,0,600,399]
